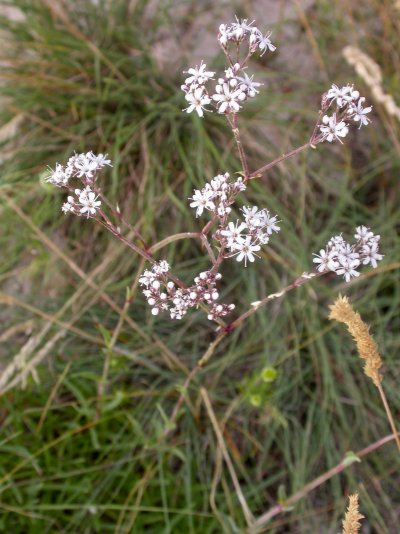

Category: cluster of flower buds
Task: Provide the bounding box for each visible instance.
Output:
[218,17,276,56]
[217,206,281,266]
[189,172,246,219]
[181,18,275,118]
[139,262,234,321]
[313,226,383,282]
[317,84,372,144]
[46,151,112,217]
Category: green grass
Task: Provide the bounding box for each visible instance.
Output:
[0,0,399,532]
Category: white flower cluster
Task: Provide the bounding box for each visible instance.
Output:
[218,18,276,56]
[47,152,111,186]
[181,62,215,118]
[218,206,280,266]
[313,226,383,282]
[318,84,372,143]
[189,172,246,219]
[61,186,101,218]
[139,262,234,321]
[212,63,263,114]
[181,18,275,118]
[46,151,112,217]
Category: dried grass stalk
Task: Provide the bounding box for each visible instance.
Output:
[329,295,400,453]
[343,46,400,121]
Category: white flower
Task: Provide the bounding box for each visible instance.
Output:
[61,202,73,214]
[184,62,215,86]
[312,249,339,272]
[225,64,241,79]
[327,235,346,253]
[47,163,71,187]
[88,152,112,168]
[220,221,247,249]
[139,270,155,287]
[212,83,243,113]
[237,73,263,98]
[257,32,276,55]
[184,87,211,117]
[241,206,264,227]
[355,225,374,241]
[232,236,261,266]
[234,179,246,193]
[316,227,383,279]
[249,29,260,48]
[362,243,383,268]
[326,84,359,107]
[189,189,215,217]
[263,212,280,234]
[320,114,349,143]
[78,188,101,217]
[217,203,231,217]
[74,154,99,179]
[337,243,359,264]
[336,258,360,282]
[349,97,372,128]
[230,18,254,40]
[258,233,270,245]
[218,24,231,46]
[153,260,170,275]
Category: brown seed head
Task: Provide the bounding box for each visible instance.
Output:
[341,493,364,534]
[329,295,382,386]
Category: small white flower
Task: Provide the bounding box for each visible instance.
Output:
[139,270,156,287]
[336,258,360,282]
[189,189,215,217]
[312,249,339,272]
[220,221,247,249]
[153,260,169,275]
[338,243,359,263]
[327,235,346,253]
[355,225,374,241]
[47,163,71,187]
[74,154,99,179]
[218,24,231,46]
[362,243,383,268]
[241,206,264,227]
[78,188,101,217]
[263,212,280,234]
[326,84,358,107]
[230,18,254,40]
[212,83,243,113]
[61,202,73,214]
[184,87,211,117]
[232,236,261,266]
[184,62,215,86]
[237,73,263,98]
[349,97,372,128]
[258,233,270,245]
[217,203,231,217]
[234,177,246,192]
[257,32,276,55]
[320,114,349,143]
[88,152,112,168]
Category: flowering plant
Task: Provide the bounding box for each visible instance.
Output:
[46,17,381,327]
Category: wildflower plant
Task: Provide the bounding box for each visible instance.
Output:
[46,17,382,327]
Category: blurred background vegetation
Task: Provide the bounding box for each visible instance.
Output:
[0,0,399,532]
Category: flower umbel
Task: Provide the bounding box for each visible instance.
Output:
[312,226,383,282]
[316,83,372,144]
